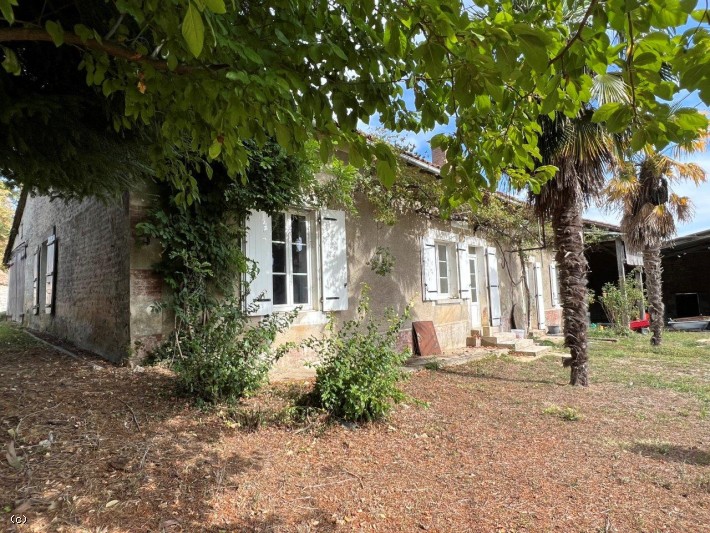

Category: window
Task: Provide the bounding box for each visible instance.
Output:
[272,212,311,307]
[436,242,457,298]
[245,209,348,316]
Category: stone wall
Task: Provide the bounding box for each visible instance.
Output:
[13,194,131,362]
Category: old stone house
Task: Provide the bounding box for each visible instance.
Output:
[4,152,564,374]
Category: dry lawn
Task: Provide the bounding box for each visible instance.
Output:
[1,323,710,532]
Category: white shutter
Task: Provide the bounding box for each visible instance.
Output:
[32,246,40,315]
[486,247,501,326]
[534,262,546,328]
[320,209,348,311]
[549,263,559,308]
[45,232,57,314]
[457,243,471,300]
[244,211,273,316]
[421,236,439,301]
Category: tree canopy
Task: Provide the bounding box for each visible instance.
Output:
[1,0,709,203]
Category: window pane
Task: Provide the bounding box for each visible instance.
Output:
[273,274,287,305]
[440,278,448,295]
[292,244,308,273]
[272,213,286,242]
[293,274,309,304]
[272,243,286,273]
[291,215,307,245]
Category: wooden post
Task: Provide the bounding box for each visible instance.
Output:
[615,238,629,326]
[636,268,646,320]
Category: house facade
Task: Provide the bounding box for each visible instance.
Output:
[4,157,563,374]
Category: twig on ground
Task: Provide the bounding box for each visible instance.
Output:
[344,469,365,489]
[14,402,63,438]
[119,400,141,432]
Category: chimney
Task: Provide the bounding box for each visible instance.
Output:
[431,145,447,168]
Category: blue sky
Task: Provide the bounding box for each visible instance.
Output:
[360,15,710,238]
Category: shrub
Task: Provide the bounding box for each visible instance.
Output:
[305,287,411,422]
[598,270,645,335]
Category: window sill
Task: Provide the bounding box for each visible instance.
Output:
[435,298,463,305]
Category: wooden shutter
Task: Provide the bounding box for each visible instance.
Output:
[457,243,471,300]
[244,211,273,316]
[45,232,57,314]
[534,262,546,328]
[320,209,348,311]
[32,246,40,315]
[549,263,559,308]
[485,247,501,326]
[421,236,439,301]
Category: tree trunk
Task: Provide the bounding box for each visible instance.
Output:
[553,198,589,386]
[643,245,664,346]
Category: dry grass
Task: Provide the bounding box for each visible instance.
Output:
[1,323,710,532]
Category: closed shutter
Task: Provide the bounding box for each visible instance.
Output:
[457,243,471,300]
[421,236,439,301]
[486,247,501,326]
[549,263,559,307]
[32,246,40,315]
[244,211,273,316]
[534,262,546,328]
[320,209,348,311]
[45,232,57,314]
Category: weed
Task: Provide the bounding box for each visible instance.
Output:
[543,404,582,421]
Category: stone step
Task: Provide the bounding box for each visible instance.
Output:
[481,326,500,337]
[496,338,535,350]
[514,345,552,357]
[481,333,517,346]
[466,336,479,347]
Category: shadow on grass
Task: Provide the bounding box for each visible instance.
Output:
[435,366,564,386]
[630,442,710,466]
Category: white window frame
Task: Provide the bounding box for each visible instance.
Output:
[271,210,315,311]
[468,247,479,304]
[436,242,456,297]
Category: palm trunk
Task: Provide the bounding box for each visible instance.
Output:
[553,198,589,386]
[643,245,664,346]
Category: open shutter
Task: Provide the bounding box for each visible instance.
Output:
[549,263,559,308]
[32,246,40,315]
[244,211,273,316]
[486,247,501,326]
[45,231,57,314]
[534,262,546,328]
[320,209,348,311]
[421,236,439,301]
[457,243,471,300]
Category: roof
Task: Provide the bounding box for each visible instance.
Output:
[662,228,710,256]
[3,188,27,266]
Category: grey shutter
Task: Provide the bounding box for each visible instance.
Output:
[32,246,40,315]
[421,236,439,301]
[457,243,471,300]
[485,247,501,326]
[244,211,273,316]
[549,263,559,308]
[45,232,57,314]
[320,209,348,311]
[534,262,546,328]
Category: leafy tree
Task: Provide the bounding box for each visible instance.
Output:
[605,137,708,345]
[2,1,709,202]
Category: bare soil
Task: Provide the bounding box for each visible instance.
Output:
[1,326,709,532]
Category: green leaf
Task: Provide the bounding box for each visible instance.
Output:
[182,2,205,58]
[45,20,65,47]
[208,140,222,159]
[1,45,20,75]
[203,0,226,14]
[591,102,623,123]
[0,0,17,24]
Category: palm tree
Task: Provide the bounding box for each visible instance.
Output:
[530,108,618,386]
[605,141,707,345]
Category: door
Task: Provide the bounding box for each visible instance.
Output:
[468,247,481,327]
[485,247,501,327]
[534,262,546,329]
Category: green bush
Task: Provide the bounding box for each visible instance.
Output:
[598,270,645,335]
[305,287,411,422]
